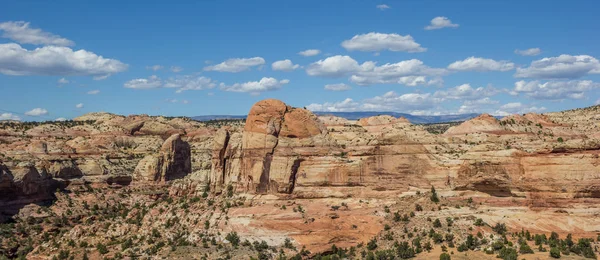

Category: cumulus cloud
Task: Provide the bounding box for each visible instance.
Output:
[164,75,216,93]
[24,108,48,116]
[298,49,321,57]
[124,75,162,89]
[0,21,74,46]
[307,91,441,113]
[512,80,600,100]
[124,75,216,93]
[494,102,546,116]
[165,99,188,104]
[376,4,390,10]
[219,77,289,94]
[514,54,600,79]
[55,117,67,121]
[350,61,446,86]
[306,55,363,77]
[324,83,351,91]
[433,84,500,100]
[203,57,265,72]
[514,48,541,56]
[0,113,20,121]
[306,98,361,112]
[306,55,445,86]
[87,90,100,95]
[271,59,300,71]
[75,103,83,109]
[58,78,69,84]
[458,98,499,114]
[170,66,183,73]
[448,57,515,72]
[146,65,163,71]
[425,17,459,30]
[0,43,128,77]
[341,32,426,52]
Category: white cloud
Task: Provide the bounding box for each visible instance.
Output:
[324,83,351,91]
[376,4,390,10]
[596,99,600,105]
[124,75,162,89]
[24,108,48,116]
[0,21,74,46]
[298,49,321,57]
[512,80,600,100]
[0,43,128,77]
[433,84,500,100]
[306,55,446,86]
[307,91,441,113]
[93,74,110,81]
[494,102,546,116]
[306,55,362,77]
[124,75,216,93]
[425,17,459,30]
[165,99,190,104]
[458,98,499,114]
[514,54,600,79]
[219,77,289,94]
[146,65,163,71]
[87,90,100,95]
[75,103,84,109]
[164,76,216,93]
[55,117,67,121]
[364,91,441,111]
[170,66,183,73]
[271,59,300,71]
[58,78,69,84]
[341,32,426,52]
[448,57,515,72]
[203,57,265,72]
[307,98,361,112]
[514,48,541,56]
[0,113,20,121]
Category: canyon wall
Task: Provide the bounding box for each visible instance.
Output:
[0,99,599,208]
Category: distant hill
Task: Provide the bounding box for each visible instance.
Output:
[192,112,480,124]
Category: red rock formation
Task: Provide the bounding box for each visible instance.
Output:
[133,134,191,182]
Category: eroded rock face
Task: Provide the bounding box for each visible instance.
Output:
[204,100,600,199]
[454,161,513,197]
[0,162,57,204]
[133,134,191,182]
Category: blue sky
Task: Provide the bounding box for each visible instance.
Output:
[1,0,599,121]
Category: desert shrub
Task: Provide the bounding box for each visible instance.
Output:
[226,232,240,247]
[497,247,518,260]
[367,238,378,250]
[430,186,440,203]
[492,223,507,235]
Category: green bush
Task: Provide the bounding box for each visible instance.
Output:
[550,247,561,258]
[225,232,240,247]
[367,238,378,250]
[497,247,518,260]
[440,252,451,260]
